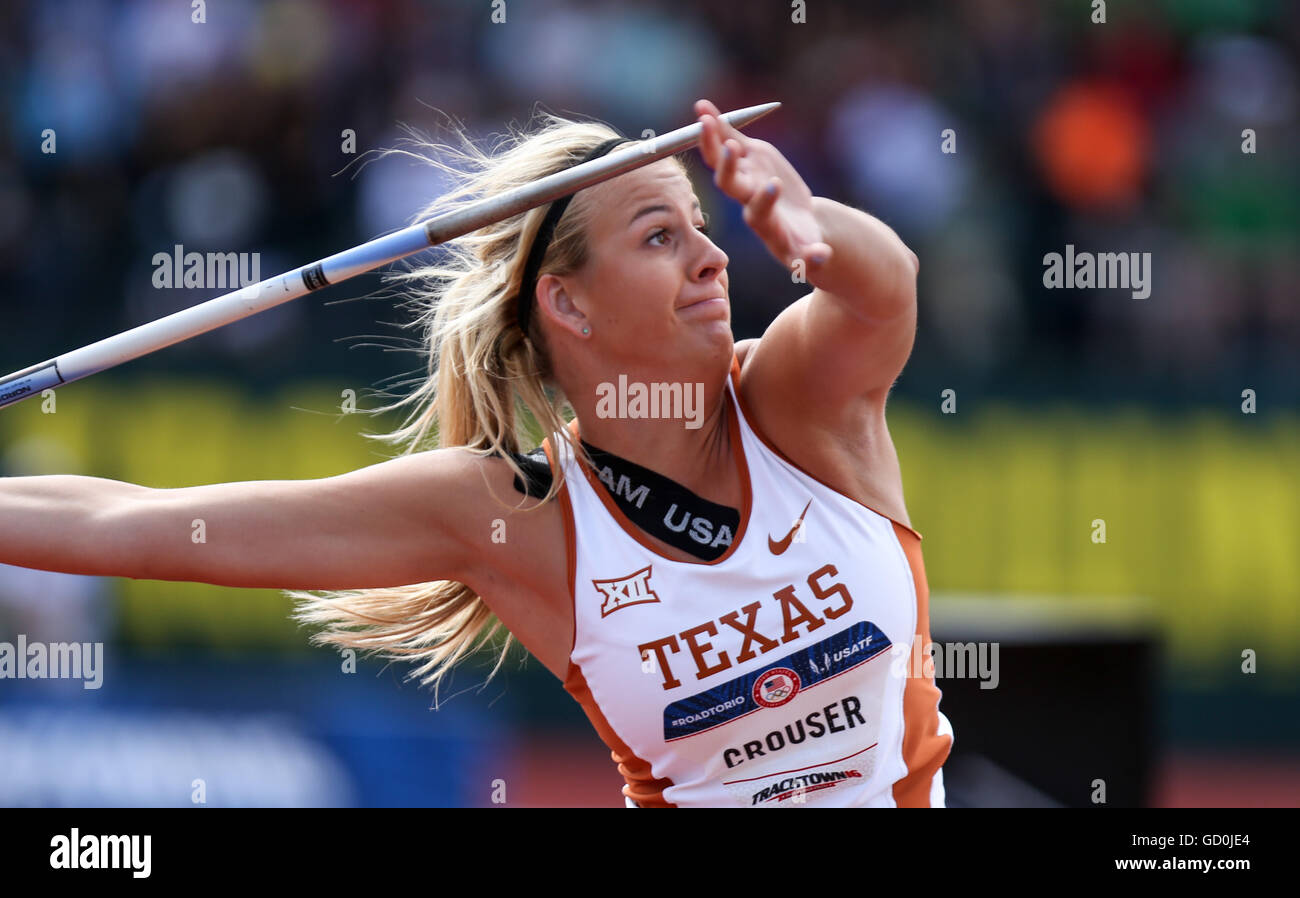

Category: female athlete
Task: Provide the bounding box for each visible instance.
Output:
[0,99,952,807]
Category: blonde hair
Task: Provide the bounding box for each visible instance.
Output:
[288,110,688,704]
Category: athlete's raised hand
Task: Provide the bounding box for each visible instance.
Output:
[694,98,833,276]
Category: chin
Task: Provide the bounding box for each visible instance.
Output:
[668,320,731,360]
[699,323,736,361]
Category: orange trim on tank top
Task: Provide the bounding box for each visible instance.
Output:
[888,519,953,807]
[542,432,679,807]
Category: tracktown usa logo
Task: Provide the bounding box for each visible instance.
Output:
[750,769,863,805]
[49,828,151,878]
[753,667,800,708]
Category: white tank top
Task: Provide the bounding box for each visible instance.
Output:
[545,356,953,807]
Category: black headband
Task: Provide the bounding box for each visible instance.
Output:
[516,136,632,336]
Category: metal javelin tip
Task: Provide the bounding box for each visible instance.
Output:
[718,101,781,130]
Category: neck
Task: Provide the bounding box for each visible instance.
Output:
[566,362,737,505]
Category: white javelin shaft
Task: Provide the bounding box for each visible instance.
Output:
[0,101,780,409]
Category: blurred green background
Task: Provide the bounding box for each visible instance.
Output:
[6,381,1294,690]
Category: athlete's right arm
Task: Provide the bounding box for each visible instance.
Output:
[0,449,494,590]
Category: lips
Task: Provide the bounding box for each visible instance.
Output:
[677,296,727,310]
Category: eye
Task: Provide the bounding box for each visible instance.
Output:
[646,214,710,246]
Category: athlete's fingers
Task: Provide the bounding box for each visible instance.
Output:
[742,176,780,230]
[695,98,722,118]
[802,241,834,268]
[707,114,738,170]
[695,98,724,138]
[699,112,726,169]
[712,138,733,189]
[743,178,800,266]
[696,100,751,172]
[715,139,749,198]
[696,98,744,145]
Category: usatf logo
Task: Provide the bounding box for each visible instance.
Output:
[593,565,660,617]
[752,667,800,708]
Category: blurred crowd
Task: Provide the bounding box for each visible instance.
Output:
[1,0,1296,406]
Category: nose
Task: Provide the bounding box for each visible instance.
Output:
[692,230,728,284]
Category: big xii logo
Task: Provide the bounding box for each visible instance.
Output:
[593,566,660,617]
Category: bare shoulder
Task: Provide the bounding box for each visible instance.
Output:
[349,447,573,678]
[449,451,574,681]
[734,332,912,529]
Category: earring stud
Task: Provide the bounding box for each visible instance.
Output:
[582,327,590,335]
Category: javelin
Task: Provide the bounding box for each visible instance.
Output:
[0,101,780,410]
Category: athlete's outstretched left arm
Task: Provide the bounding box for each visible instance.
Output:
[694,99,918,416]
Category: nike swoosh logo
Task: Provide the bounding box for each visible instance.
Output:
[769,499,813,555]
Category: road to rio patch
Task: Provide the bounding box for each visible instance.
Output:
[662,621,889,741]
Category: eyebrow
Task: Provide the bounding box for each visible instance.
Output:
[627,199,702,229]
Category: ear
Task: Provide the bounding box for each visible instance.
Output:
[536,273,592,339]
